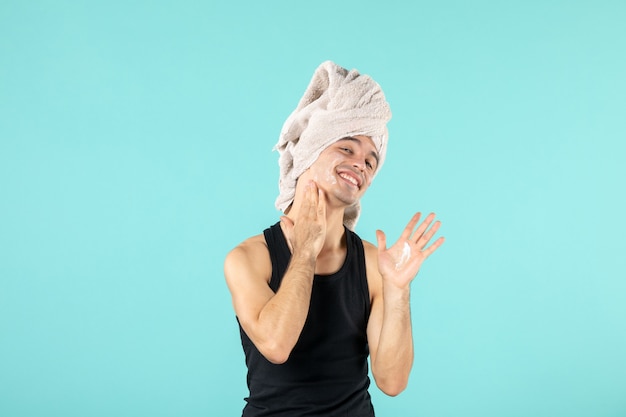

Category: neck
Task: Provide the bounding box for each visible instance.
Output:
[321,208,346,252]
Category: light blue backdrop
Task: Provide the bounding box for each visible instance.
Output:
[1,1,624,416]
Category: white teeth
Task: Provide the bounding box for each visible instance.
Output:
[339,173,358,187]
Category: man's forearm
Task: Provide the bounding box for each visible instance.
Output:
[256,253,316,363]
[373,283,414,395]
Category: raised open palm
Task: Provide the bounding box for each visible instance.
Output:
[376,212,444,288]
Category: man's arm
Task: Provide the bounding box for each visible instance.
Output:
[366,212,444,396]
[224,182,326,364]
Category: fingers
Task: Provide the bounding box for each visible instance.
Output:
[406,212,444,252]
[304,181,317,218]
[411,212,436,243]
[292,181,326,257]
[422,236,445,258]
[418,219,441,248]
[414,213,444,257]
[302,181,327,220]
[317,185,326,218]
[301,181,324,216]
[401,212,421,241]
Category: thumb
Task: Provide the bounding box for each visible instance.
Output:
[280,216,295,252]
[280,215,294,232]
[375,230,387,253]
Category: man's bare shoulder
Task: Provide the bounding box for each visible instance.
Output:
[233,233,268,253]
[224,234,272,285]
[361,239,379,262]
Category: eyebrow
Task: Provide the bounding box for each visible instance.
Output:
[341,137,380,166]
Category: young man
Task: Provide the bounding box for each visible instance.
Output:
[224,61,444,416]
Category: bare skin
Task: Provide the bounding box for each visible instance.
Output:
[224,135,444,396]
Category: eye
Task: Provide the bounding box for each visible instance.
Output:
[341,147,353,154]
[366,161,373,169]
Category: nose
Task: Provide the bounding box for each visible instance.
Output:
[352,158,366,172]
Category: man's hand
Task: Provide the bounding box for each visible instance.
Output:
[375,212,444,288]
[280,181,327,259]
[225,181,327,365]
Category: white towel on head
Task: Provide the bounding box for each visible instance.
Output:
[274,61,392,230]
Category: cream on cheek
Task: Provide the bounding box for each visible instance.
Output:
[312,157,341,186]
[325,161,338,185]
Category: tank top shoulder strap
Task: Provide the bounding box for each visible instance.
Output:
[263,222,291,292]
[344,227,371,312]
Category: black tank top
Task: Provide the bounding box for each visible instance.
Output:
[238,222,375,417]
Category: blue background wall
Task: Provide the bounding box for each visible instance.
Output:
[1,1,625,416]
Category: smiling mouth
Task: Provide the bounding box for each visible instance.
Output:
[338,172,360,189]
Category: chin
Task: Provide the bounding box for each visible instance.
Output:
[332,191,361,207]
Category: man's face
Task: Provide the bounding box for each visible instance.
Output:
[300,135,380,207]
